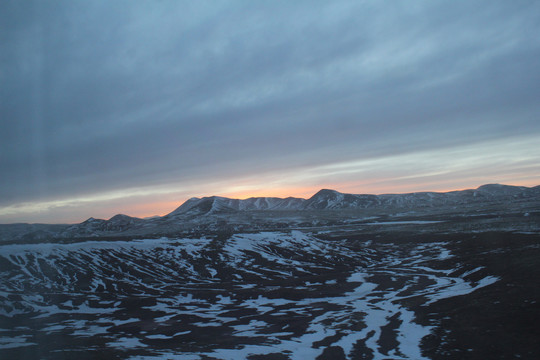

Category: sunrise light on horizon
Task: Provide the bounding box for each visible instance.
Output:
[2,133,538,224]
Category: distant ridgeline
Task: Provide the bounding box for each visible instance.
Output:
[167,184,540,216]
[1,184,539,241]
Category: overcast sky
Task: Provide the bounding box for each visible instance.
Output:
[1,0,540,223]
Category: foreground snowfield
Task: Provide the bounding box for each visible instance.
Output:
[0,230,513,359]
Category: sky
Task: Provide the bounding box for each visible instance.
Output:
[1,0,540,224]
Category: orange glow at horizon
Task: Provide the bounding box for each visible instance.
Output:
[106,200,184,220]
[1,175,537,224]
[121,178,540,220]
[220,186,320,201]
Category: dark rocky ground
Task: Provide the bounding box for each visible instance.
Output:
[0,212,539,359]
[418,231,540,360]
[322,229,540,360]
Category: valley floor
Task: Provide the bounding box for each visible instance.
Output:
[0,224,539,359]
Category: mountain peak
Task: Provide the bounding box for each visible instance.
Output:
[311,189,342,197]
[477,183,505,190]
[108,214,134,221]
[304,189,348,209]
[476,183,526,196]
[82,217,103,224]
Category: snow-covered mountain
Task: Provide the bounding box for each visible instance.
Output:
[303,189,381,209]
[166,195,305,217]
[58,214,146,237]
[1,184,538,241]
[303,184,540,210]
[166,184,540,217]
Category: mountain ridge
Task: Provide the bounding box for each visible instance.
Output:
[1,183,538,241]
[165,183,540,217]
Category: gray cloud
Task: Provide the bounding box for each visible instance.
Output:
[1,0,540,221]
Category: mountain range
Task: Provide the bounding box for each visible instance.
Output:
[166,183,540,216]
[1,184,539,241]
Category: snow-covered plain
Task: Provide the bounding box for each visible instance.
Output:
[0,231,500,359]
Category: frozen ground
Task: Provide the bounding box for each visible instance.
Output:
[1,227,534,360]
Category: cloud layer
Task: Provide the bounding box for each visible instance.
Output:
[2,0,540,222]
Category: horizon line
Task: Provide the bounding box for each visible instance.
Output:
[3,182,536,225]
